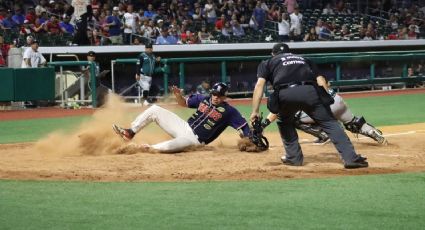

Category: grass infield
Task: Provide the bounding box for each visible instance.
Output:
[0,173,424,229]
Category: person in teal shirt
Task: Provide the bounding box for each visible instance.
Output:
[135,42,161,104]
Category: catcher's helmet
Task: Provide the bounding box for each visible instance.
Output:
[210,82,228,96]
[271,43,289,55]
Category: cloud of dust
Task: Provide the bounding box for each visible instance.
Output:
[34,94,151,156]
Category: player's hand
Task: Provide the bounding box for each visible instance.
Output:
[171,85,182,96]
[250,112,260,123]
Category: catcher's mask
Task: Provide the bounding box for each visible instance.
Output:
[210,82,228,96]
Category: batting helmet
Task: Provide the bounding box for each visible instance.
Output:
[210,82,228,96]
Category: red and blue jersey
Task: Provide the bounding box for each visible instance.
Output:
[186,94,250,144]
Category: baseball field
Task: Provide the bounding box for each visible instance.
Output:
[1,88,425,229]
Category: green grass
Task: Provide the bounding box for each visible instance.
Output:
[1,172,425,230]
[0,116,89,144]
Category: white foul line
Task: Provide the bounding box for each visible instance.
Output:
[357,131,416,140]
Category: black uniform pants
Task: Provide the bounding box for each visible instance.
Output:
[276,85,360,165]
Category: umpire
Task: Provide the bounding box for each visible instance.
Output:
[250,43,368,169]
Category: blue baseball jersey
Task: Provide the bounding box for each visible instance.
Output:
[186,94,250,144]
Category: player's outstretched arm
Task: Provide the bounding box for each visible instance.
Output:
[171,85,187,107]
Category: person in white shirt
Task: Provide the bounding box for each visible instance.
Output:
[123,4,138,45]
[278,13,290,42]
[289,6,303,41]
[22,40,46,68]
[322,3,334,15]
[204,0,217,24]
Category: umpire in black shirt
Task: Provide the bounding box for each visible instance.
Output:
[250,43,368,169]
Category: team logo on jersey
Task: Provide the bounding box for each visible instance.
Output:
[217,107,225,113]
[198,103,223,121]
[203,124,212,130]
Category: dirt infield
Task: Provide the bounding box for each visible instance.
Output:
[1,93,425,182]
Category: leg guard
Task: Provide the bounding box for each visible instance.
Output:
[344,116,388,145]
[344,116,366,134]
[294,120,329,142]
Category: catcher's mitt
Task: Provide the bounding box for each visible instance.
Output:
[238,114,269,152]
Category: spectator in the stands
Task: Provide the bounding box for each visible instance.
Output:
[188,32,200,44]
[335,0,351,15]
[0,7,5,21]
[215,14,226,31]
[22,40,46,68]
[12,7,25,26]
[341,24,351,40]
[224,1,241,20]
[45,15,62,35]
[60,15,75,35]
[34,11,49,34]
[278,12,290,42]
[267,3,280,21]
[155,28,178,45]
[289,5,303,41]
[284,0,298,14]
[24,6,36,24]
[144,4,156,20]
[303,27,318,41]
[105,7,123,45]
[198,25,213,40]
[51,1,64,16]
[35,0,48,17]
[397,26,408,39]
[222,21,232,37]
[232,19,245,37]
[0,10,18,30]
[204,0,218,25]
[407,24,417,39]
[192,2,203,22]
[250,1,266,31]
[322,3,334,15]
[20,20,35,36]
[0,35,10,67]
[365,23,377,40]
[123,4,138,45]
[388,14,399,30]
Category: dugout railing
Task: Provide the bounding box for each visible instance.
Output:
[110,50,425,97]
[48,61,98,108]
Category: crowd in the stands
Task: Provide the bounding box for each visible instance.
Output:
[0,0,424,48]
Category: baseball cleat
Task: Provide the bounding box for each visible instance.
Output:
[280,156,303,166]
[344,155,369,169]
[112,124,135,141]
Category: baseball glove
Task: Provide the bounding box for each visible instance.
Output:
[238,114,269,152]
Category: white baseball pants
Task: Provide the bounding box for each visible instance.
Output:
[130,105,201,152]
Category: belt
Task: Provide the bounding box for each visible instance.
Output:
[274,81,315,91]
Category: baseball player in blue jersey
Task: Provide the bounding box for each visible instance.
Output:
[112,82,251,152]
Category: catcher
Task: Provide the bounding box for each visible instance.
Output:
[113,82,268,153]
[262,89,388,145]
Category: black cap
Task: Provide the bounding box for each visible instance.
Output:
[145,42,153,48]
[210,82,228,96]
[87,51,96,56]
[272,43,289,55]
[31,39,39,44]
